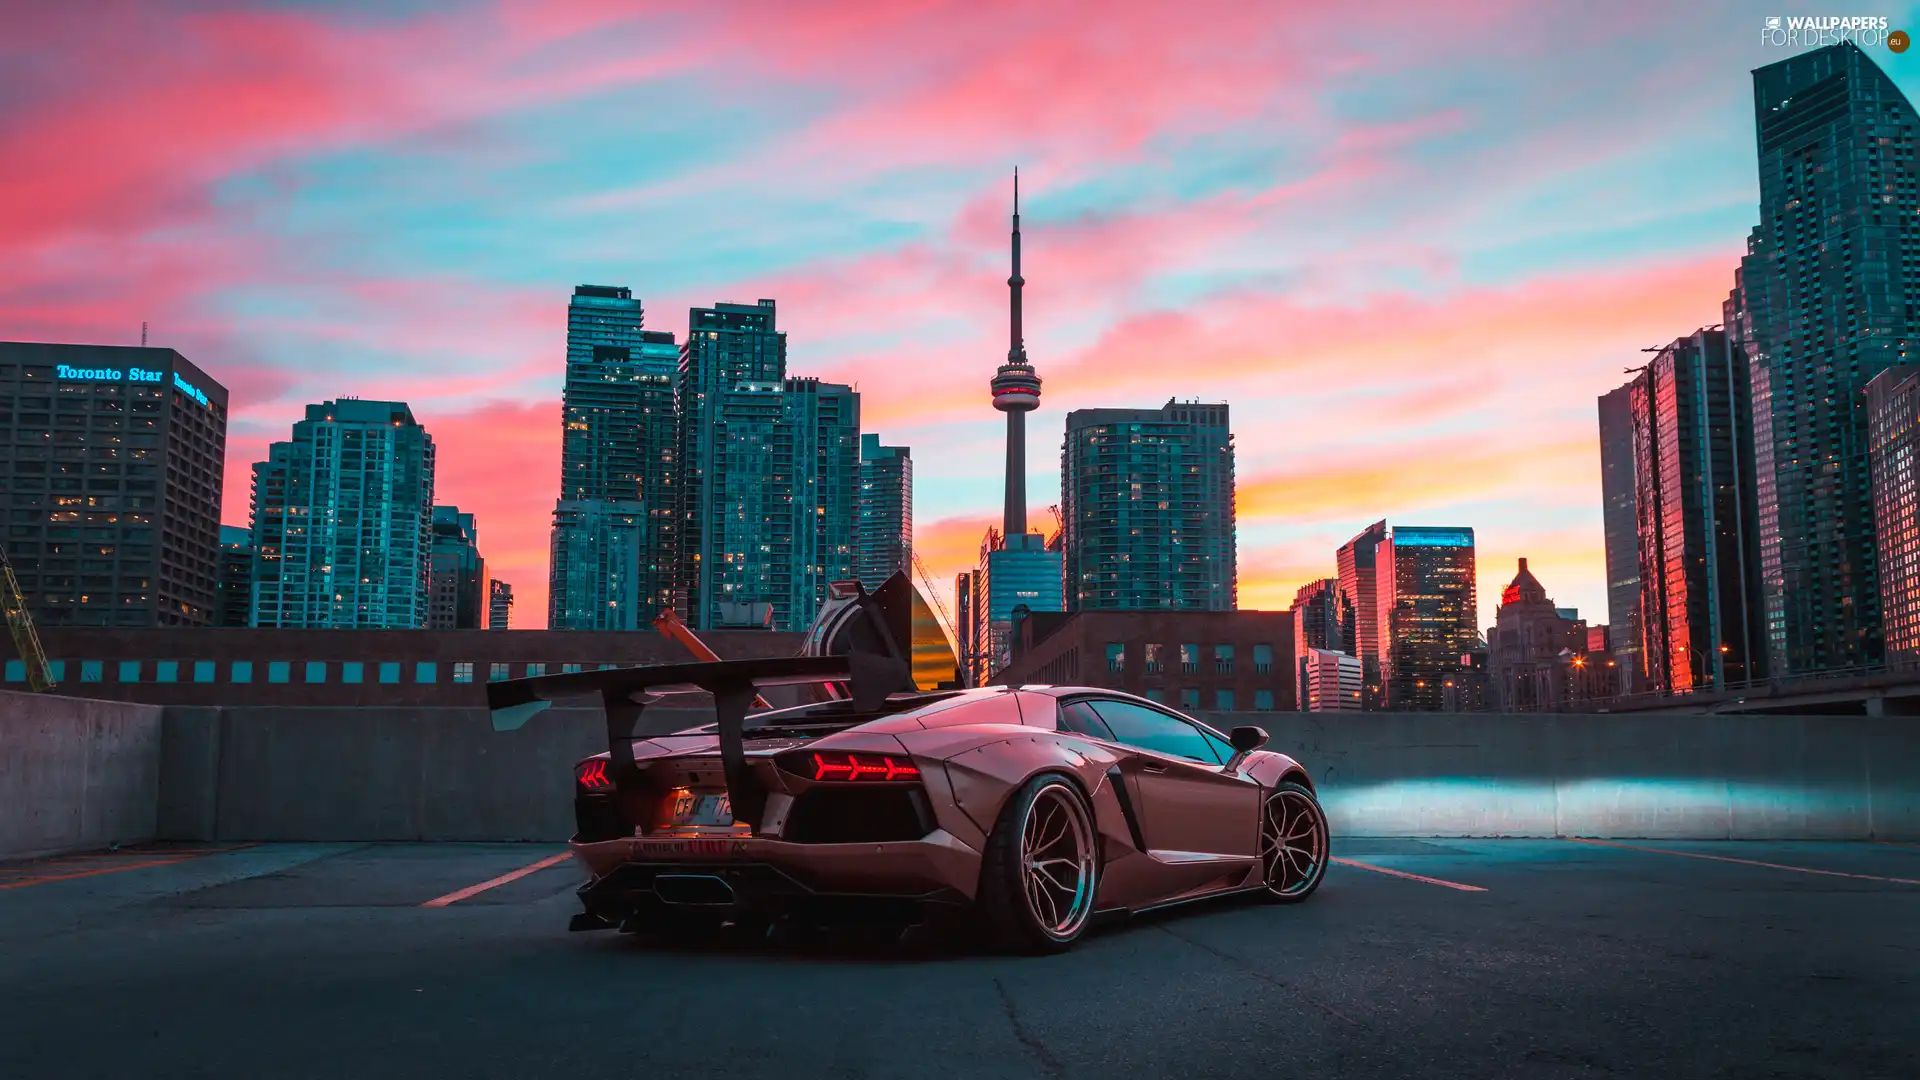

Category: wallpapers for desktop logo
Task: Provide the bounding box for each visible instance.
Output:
[1762,15,1907,50]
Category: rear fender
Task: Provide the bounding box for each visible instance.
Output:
[939,735,1127,852]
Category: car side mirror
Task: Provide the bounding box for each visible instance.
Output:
[1229,726,1269,753]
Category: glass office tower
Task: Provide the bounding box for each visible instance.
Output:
[1596,383,1643,692]
[1628,329,1766,693]
[1867,365,1920,668]
[1738,43,1920,673]
[1375,525,1478,711]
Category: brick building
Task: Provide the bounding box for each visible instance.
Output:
[996,609,1296,713]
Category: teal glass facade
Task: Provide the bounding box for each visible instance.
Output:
[1738,43,1920,674]
[249,399,435,629]
[1060,399,1235,611]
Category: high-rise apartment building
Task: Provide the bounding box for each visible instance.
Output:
[857,434,912,589]
[1737,42,1920,674]
[488,579,513,630]
[1061,399,1236,611]
[1596,383,1643,692]
[0,342,227,627]
[549,500,645,630]
[1629,329,1767,693]
[215,525,252,628]
[1336,520,1388,707]
[427,506,484,630]
[551,286,678,630]
[1290,578,1349,711]
[1867,365,1920,667]
[1375,525,1478,711]
[249,399,435,629]
[676,300,860,632]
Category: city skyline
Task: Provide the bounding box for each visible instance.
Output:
[9,5,1920,628]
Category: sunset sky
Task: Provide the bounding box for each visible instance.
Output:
[7,1,1919,630]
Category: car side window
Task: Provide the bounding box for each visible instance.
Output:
[1058,701,1116,741]
[1087,701,1223,765]
[1197,726,1236,763]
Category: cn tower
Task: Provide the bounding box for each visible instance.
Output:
[990,168,1042,541]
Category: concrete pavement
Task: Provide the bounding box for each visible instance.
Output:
[1,838,1916,1079]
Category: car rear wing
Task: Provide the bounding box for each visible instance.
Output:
[484,652,913,834]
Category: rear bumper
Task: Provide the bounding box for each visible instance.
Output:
[569,830,983,927]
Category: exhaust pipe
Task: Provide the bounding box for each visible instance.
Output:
[652,874,736,906]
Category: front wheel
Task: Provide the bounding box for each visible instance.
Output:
[975,774,1101,953]
[1259,781,1329,902]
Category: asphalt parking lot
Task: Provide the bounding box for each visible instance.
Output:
[1,838,1916,1080]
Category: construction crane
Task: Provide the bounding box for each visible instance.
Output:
[1,544,56,692]
[651,608,771,709]
[1045,504,1064,551]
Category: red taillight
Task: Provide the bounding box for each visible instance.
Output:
[808,751,920,782]
[577,759,611,790]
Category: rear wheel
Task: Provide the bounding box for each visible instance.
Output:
[976,774,1100,953]
[1259,781,1329,902]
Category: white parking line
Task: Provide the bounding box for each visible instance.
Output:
[1565,838,1920,886]
[1330,856,1487,892]
[421,852,575,907]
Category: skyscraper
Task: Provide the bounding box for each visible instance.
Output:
[550,286,677,629]
[1866,365,1920,668]
[1290,578,1348,711]
[1596,383,1643,692]
[250,399,435,628]
[488,579,513,631]
[676,300,860,632]
[1375,525,1478,711]
[427,505,484,630]
[1061,399,1236,611]
[1336,520,1388,707]
[0,342,228,627]
[1739,42,1920,674]
[968,170,1065,683]
[775,377,861,630]
[1629,329,1766,693]
[856,434,912,589]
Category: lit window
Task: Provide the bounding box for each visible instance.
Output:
[454,662,474,684]
[490,663,510,681]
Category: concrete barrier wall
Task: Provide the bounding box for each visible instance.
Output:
[166,705,714,842]
[1195,711,1920,840]
[0,689,163,859]
[30,703,1915,844]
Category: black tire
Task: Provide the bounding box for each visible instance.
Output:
[1258,780,1329,903]
[975,774,1101,954]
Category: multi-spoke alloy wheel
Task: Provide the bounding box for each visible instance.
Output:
[1019,782,1098,941]
[977,775,1101,953]
[1259,781,1329,902]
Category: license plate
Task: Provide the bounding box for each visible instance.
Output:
[668,791,734,828]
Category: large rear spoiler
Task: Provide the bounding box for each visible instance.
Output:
[484,652,912,834]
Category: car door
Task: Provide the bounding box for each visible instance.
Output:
[1083,699,1261,860]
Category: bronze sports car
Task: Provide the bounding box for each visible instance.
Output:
[485,577,1329,953]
